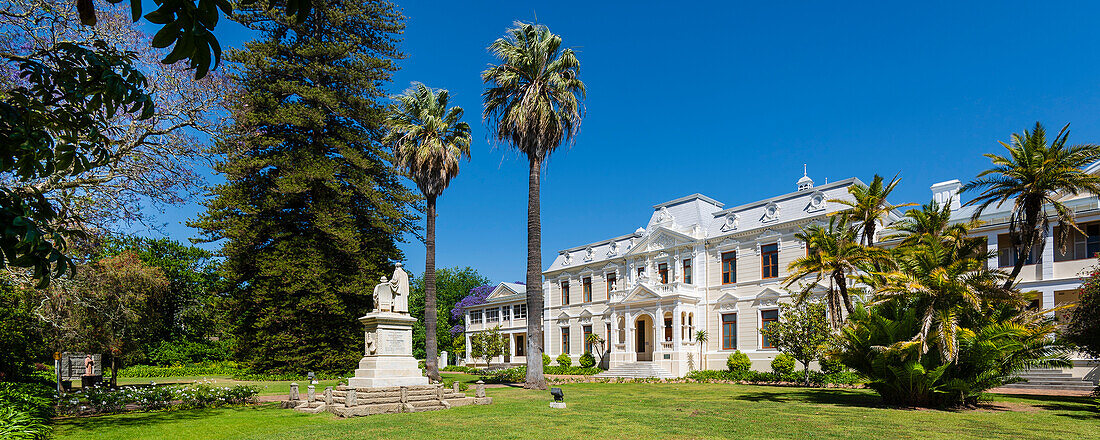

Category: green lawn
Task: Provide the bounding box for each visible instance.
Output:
[53,383,1099,440]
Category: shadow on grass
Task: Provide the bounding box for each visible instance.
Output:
[56,405,270,431]
[734,388,882,408]
[993,393,1100,420]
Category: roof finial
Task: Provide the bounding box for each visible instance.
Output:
[803,163,807,177]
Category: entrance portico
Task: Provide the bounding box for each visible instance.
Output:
[607,281,700,376]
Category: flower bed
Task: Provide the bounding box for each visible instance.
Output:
[58,382,259,416]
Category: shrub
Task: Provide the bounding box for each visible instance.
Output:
[118,361,243,378]
[60,383,259,416]
[819,356,845,375]
[835,302,1068,407]
[147,339,232,365]
[556,354,572,367]
[0,406,51,440]
[771,354,796,375]
[542,353,552,367]
[684,369,861,386]
[727,351,751,372]
[442,365,472,373]
[579,352,595,368]
[544,366,602,375]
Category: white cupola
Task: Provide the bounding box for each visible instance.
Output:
[797,164,814,191]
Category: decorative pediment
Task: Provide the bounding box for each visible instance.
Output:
[485,282,524,300]
[761,201,781,223]
[720,213,740,232]
[561,251,573,265]
[583,246,594,262]
[556,311,571,321]
[806,191,827,213]
[753,286,786,307]
[606,241,619,257]
[620,285,663,303]
[756,228,781,242]
[653,206,674,225]
[715,291,740,304]
[623,227,696,257]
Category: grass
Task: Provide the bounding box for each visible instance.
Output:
[52,382,1099,440]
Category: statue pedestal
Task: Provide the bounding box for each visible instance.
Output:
[347,311,427,388]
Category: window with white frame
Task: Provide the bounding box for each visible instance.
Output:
[501,305,510,321]
[514,303,527,319]
[469,309,482,324]
[486,307,499,322]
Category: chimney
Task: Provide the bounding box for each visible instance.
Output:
[930,180,962,210]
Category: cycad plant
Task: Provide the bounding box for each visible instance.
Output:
[834,300,1068,407]
[385,83,471,381]
[873,223,1017,362]
[963,122,1100,288]
[482,21,585,390]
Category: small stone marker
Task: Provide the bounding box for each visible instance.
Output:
[400,386,408,403]
[324,386,333,405]
[346,388,357,407]
[452,381,460,393]
[307,385,316,402]
[475,380,485,398]
[289,383,299,401]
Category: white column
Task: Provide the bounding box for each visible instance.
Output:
[1041,224,1055,280]
[508,333,515,363]
[1042,288,1056,318]
[465,334,472,363]
[624,313,635,361]
[672,306,682,351]
[655,306,664,354]
[987,234,999,270]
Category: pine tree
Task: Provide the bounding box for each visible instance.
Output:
[190,0,418,374]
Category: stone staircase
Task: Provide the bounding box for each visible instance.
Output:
[594,361,675,379]
[283,382,491,417]
[1000,368,1096,392]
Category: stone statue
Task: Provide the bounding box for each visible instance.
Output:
[388,263,409,313]
[365,332,377,355]
[83,355,94,376]
[373,276,392,312]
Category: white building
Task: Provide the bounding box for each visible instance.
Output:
[462,171,1099,382]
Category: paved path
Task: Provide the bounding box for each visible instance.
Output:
[987,387,1094,397]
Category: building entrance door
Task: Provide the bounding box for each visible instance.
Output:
[635,315,653,361]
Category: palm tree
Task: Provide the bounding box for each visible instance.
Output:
[883,199,980,250]
[962,122,1100,289]
[831,174,914,246]
[786,215,889,328]
[384,83,471,382]
[482,21,585,390]
[873,227,1019,363]
[694,330,708,370]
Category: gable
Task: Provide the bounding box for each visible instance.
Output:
[622,227,696,257]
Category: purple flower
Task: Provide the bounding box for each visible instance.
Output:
[452,284,494,321]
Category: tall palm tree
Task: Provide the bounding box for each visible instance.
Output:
[883,199,980,250]
[831,174,914,246]
[482,21,585,390]
[384,83,471,382]
[962,122,1100,289]
[786,215,889,328]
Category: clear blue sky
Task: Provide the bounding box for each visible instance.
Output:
[145,0,1100,284]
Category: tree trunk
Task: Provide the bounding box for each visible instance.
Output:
[1005,201,1040,290]
[110,353,118,388]
[524,157,547,390]
[803,364,811,387]
[836,272,856,315]
[424,195,441,382]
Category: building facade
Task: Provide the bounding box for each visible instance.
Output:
[462,171,1099,381]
